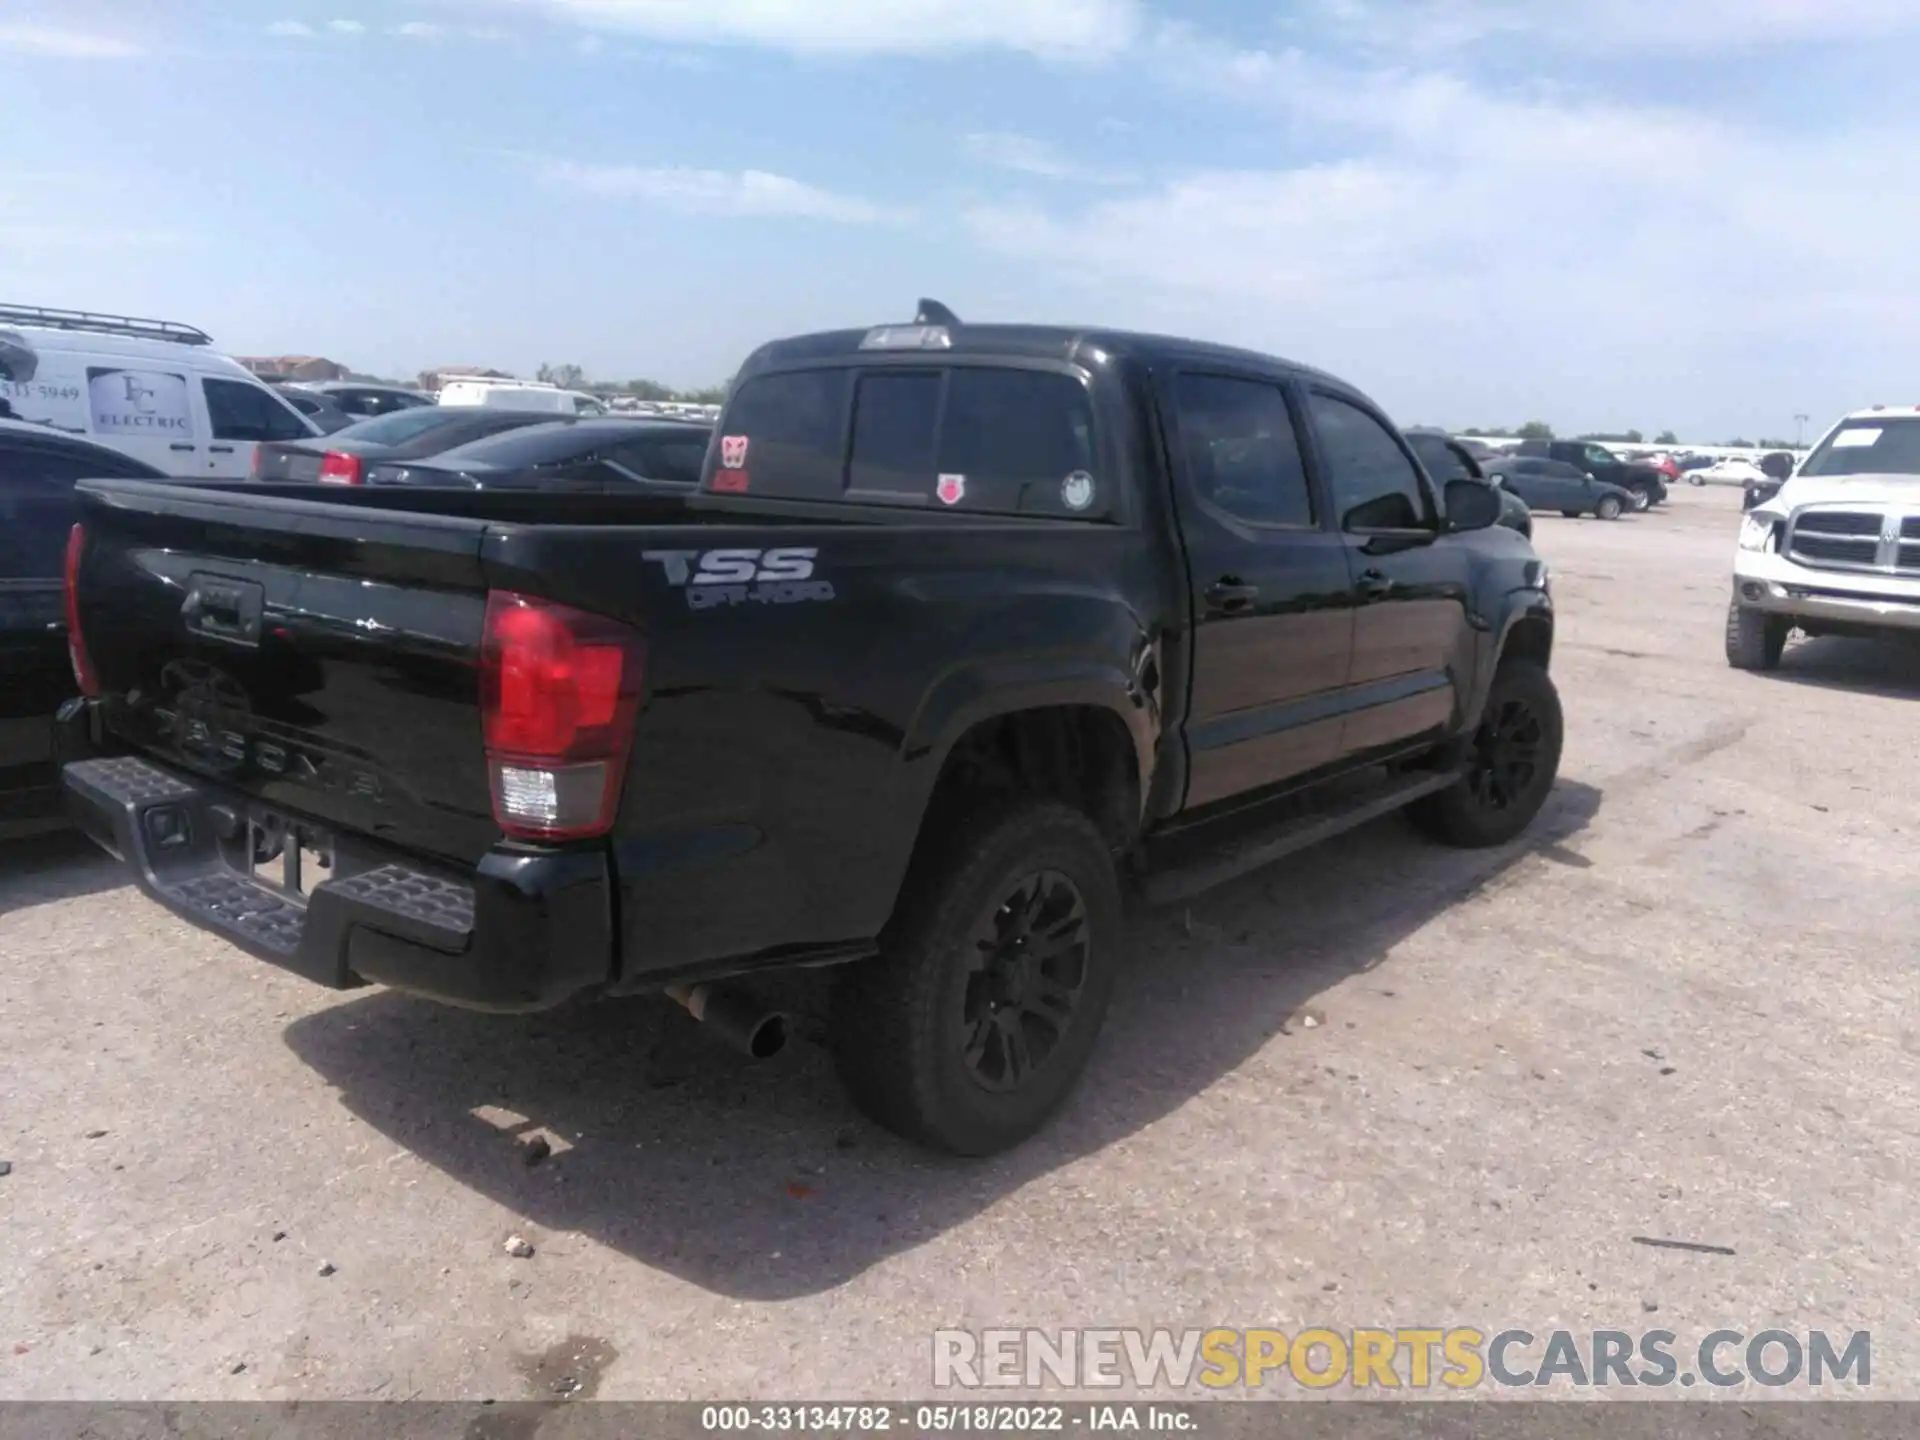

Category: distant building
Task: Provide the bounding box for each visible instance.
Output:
[419,365,514,391]
[238,355,351,383]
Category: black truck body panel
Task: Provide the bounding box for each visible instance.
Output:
[62,325,1551,1009]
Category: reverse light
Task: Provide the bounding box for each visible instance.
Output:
[479,592,645,841]
[64,523,101,696]
[318,451,363,485]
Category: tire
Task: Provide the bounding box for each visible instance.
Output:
[1595,494,1624,520]
[1630,488,1651,511]
[1690,475,1705,486]
[1725,599,1788,671]
[1561,509,1581,519]
[831,800,1122,1156]
[1409,660,1564,849]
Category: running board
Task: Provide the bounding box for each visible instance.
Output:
[1140,766,1466,906]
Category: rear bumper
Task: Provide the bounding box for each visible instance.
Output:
[59,718,614,1012]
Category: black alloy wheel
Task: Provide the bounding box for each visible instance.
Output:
[959,869,1090,1093]
[1465,694,1548,816]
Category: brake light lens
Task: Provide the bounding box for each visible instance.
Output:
[64,523,100,697]
[318,451,363,485]
[479,592,645,841]
[249,445,265,480]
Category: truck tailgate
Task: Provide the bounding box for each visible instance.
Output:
[73,480,500,866]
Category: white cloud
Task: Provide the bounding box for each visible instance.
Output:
[394,21,444,39]
[961,132,1134,185]
[1304,0,1920,52]
[537,160,913,224]
[267,20,316,38]
[959,51,1920,435]
[479,0,1140,57]
[0,23,140,57]
[326,18,366,35]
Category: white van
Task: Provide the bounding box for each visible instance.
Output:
[437,377,607,415]
[0,306,319,478]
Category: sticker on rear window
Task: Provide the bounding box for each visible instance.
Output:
[720,435,749,468]
[1061,470,1095,511]
[936,473,966,505]
[712,470,749,493]
[1832,428,1881,447]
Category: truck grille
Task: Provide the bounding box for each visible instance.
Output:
[1785,508,1920,576]
[1788,511,1880,569]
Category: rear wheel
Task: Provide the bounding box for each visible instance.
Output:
[1629,487,1651,511]
[1561,509,1582,519]
[1409,660,1563,848]
[1595,494,1625,520]
[831,800,1122,1156]
[1725,599,1788,671]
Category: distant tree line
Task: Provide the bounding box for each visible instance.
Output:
[535,362,729,404]
[1452,424,1791,448]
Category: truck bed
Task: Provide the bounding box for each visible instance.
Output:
[66,477,1166,1001]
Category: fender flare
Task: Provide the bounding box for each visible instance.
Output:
[894,656,1159,845]
[1465,587,1554,725]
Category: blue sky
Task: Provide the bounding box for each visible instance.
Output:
[4,0,1919,439]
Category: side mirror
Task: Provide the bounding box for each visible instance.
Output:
[1444,478,1502,532]
[1760,451,1794,481]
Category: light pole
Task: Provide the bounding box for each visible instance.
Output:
[1795,413,1809,449]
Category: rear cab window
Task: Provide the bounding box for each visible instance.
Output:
[709,363,1113,520]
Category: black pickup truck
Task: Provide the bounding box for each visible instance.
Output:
[58,308,1560,1155]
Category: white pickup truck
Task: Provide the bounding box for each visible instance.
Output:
[1728,405,1920,669]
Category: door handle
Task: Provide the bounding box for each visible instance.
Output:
[169,442,196,452]
[1357,567,1393,599]
[208,444,236,454]
[1204,579,1259,614]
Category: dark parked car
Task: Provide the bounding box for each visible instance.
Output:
[366,417,712,490]
[1486,455,1636,519]
[1406,432,1532,539]
[0,421,164,837]
[1743,452,1796,511]
[59,305,1559,1155]
[1516,439,1667,509]
[286,381,434,420]
[273,386,358,435]
[250,405,558,483]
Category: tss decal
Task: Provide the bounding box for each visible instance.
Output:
[643,547,836,609]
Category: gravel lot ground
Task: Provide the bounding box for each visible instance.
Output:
[3,483,1916,1402]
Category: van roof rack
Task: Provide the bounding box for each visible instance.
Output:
[0,303,213,347]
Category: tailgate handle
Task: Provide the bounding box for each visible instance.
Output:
[182,576,265,645]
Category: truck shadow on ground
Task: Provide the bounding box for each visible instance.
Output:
[1771,635,1920,699]
[0,828,127,908]
[284,780,1602,1302]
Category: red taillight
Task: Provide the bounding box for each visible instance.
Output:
[64,523,100,697]
[479,592,644,841]
[318,451,363,485]
[249,445,265,480]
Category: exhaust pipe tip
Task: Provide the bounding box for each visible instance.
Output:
[667,983,788,1060]
[744,1011,788,1060]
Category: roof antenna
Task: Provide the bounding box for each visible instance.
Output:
[914,298,960,326]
